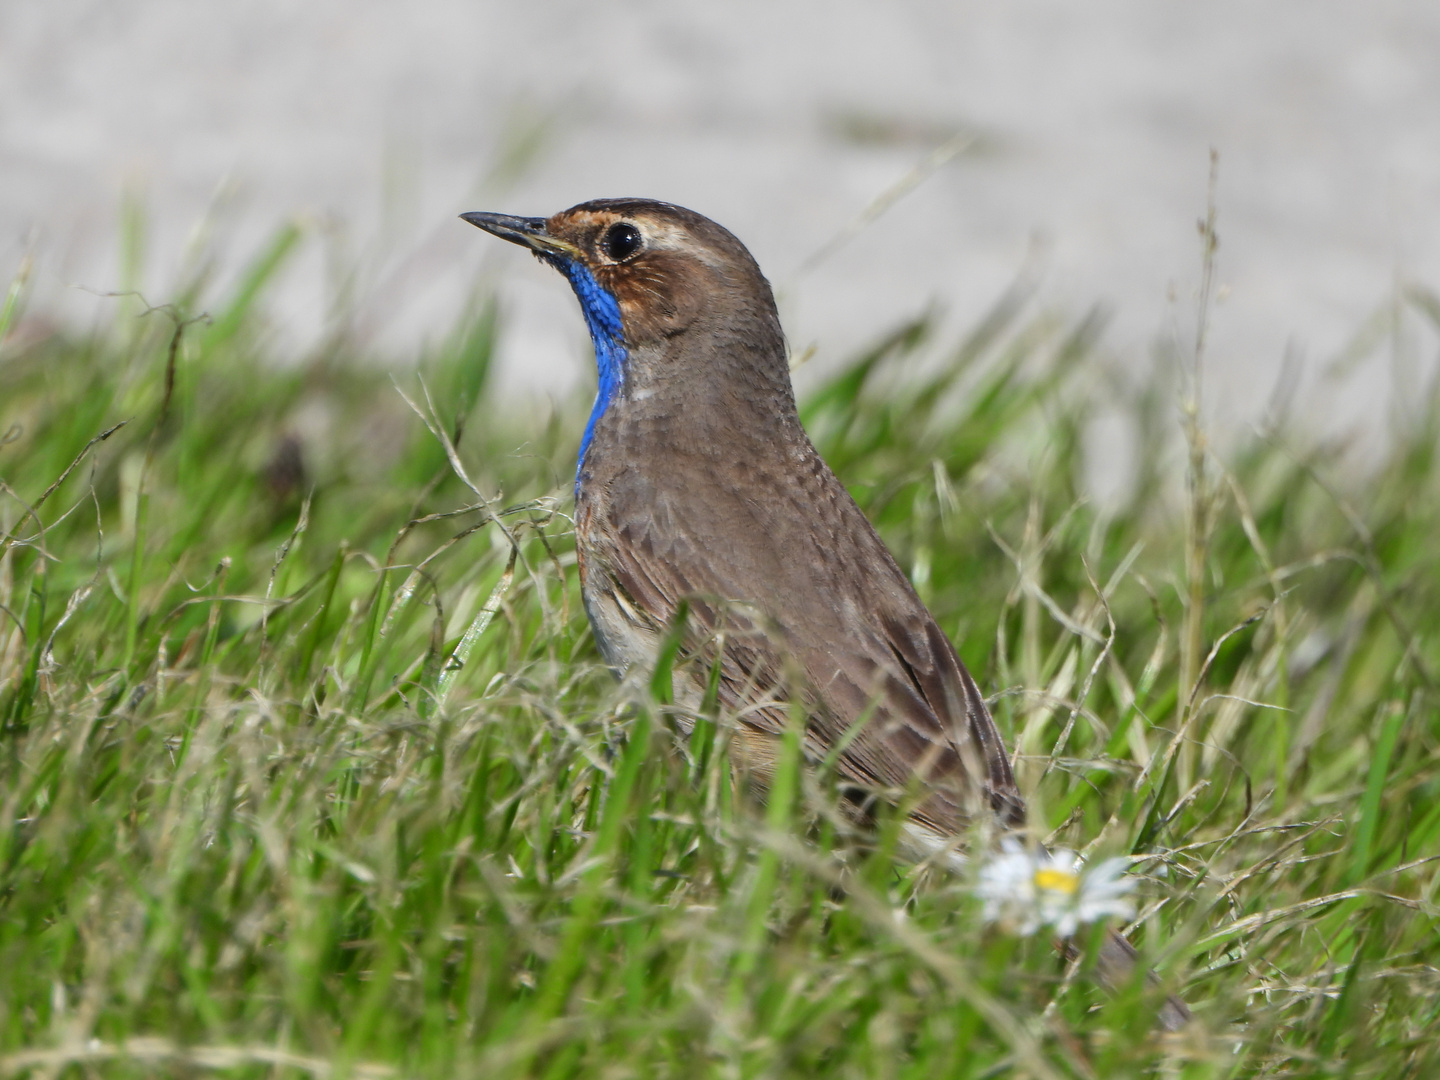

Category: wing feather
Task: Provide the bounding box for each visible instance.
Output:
[583,448,1024,836]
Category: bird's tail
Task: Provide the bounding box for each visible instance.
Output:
[1094,927,1192,1032]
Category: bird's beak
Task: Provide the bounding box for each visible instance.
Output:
[459,211,582,259]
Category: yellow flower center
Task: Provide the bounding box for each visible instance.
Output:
[1033,868,1080,895]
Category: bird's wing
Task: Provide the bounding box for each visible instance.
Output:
[585,456,1025,836]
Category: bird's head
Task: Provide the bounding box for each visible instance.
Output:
[462,198,791,482]
[461,198,781,356]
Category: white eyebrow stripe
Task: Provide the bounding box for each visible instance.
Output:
[637,220,728,270]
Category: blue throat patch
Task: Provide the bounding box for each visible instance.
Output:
[553,257,626,490]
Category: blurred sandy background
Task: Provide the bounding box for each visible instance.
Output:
[4,1,1439,456]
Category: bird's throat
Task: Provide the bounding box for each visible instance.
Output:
[555,258,627,491]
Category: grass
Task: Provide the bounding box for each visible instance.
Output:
[2,227,1440,1079]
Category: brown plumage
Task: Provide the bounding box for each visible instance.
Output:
[461,199,1188,1028]
[465,198,1022,841]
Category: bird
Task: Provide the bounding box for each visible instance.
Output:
[461,198,1188,1028]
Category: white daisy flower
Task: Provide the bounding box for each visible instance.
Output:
[975,841,1136,937]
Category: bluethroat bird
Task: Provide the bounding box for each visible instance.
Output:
[462,199,1188,1028]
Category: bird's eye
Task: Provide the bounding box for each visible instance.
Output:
[602,222,643,261]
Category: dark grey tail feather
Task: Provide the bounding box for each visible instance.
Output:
[1095,927,1192,1032]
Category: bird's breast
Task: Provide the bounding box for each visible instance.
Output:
[575,497,662,679]
[577,548,656,676]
